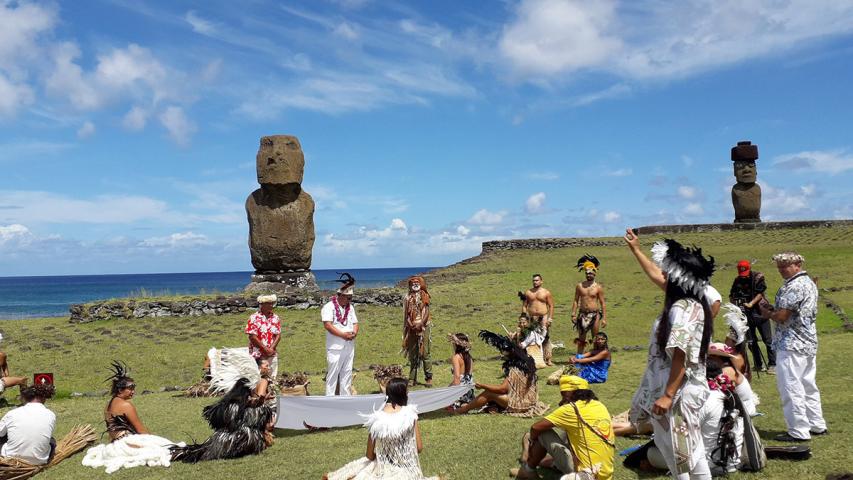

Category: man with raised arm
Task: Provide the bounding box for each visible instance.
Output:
[522,274,555,366]
[571,255,607,354]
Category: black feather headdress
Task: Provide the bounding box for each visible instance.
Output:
[576,254,600,272]
[105,360,134,396]
[651,239,715,299]
[478,330,537,379]
[335,272,356,293]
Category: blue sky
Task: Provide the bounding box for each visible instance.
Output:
[1,0,852,276]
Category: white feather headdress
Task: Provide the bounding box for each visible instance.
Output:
[651,239,715,300]
[722,303,749,345]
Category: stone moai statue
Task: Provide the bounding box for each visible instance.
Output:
[731,140,762,223]
[245,135,316,283]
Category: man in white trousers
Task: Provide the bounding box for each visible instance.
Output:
[322,283,359,396]
[759,251,827,442]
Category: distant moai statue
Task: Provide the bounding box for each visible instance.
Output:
[731,140,762,223]
[245,135,317,294]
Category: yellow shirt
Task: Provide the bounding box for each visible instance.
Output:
[544,399,615,480]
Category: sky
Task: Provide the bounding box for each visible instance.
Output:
[1,0,853,276]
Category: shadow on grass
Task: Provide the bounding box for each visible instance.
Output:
[757,427,787,441]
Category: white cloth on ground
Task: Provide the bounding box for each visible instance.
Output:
[0,402,56,465]
[776,349,826,439]
[82,434,184,474]
[276,385,471,430]
[326,405,438,480]
[326,341,355,396]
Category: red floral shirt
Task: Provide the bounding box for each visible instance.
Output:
[245,311,281,358]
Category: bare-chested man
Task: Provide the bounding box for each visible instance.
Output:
[521,274,555,365]
[570,255,606,354]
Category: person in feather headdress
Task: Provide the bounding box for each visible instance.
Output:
[322,273,359,396]
[623,229,716,479]
[83,362,181,473]
[571,254,607,355]
[402,276,432,387]
[453,331,548,417]
[170,373,275,463]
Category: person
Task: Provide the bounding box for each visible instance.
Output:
[707,344,759,418]
[700,360,744,476]
[170,363,275,462]
[758,251,827,442]
[83,362,180,473]
[322,273,359,396]
[324,378,439,480]
[453,331,548,417]
[729,260,774,374]
[521,274,555,365]
[624,229,715,479]
[0,383,56,465]
[246,293,281,379]
[721,303,752,381]
[571,255,607,354]
[511,375,615,480]
[513,312,548,369]
[402,276,432,387]
[570,332,611,384]
[447,333,474,409]
[0,350,28,397]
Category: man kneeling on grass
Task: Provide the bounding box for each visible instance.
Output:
[512,376,615,480]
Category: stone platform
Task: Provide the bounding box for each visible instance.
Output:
[244,271,318,296]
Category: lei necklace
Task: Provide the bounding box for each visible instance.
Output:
[331,295,351,326]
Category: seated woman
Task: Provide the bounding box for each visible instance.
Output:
[453,331,548,417]
[324,378,439,480]
[447,333,474,409]
[0,351,28,397]
[569,332,611,383]
[170,360,275,462]
[83,361,181,473]
[708,344,759,417]
[721,303,753,381]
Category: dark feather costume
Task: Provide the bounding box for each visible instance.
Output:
[170,378,273,463]
[576,254,600,271]
[478,330,537,380]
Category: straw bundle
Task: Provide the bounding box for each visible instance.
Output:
[0,424,96,480]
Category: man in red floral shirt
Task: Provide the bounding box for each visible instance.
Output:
[246,294,281,378]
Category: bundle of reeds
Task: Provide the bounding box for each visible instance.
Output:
[276,372,310,396]
[546,364,579,385]
[372,364,403,392]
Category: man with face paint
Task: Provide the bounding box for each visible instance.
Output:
[402,276,432,387]
[571,255,607,354]
[521,274,555,366]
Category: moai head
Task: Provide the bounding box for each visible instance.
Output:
[256,135,305,186]
[732,141,758,184]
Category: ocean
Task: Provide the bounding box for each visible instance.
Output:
[0,267,434,320]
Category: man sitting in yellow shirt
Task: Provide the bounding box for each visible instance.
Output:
[512,375,615,480]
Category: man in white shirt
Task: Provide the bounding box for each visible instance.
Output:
[322,282,359,396]
[0,383,57,465]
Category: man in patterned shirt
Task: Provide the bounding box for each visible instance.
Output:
[246,294,281,378]
[759,251,827,442]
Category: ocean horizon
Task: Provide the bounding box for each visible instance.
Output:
[0,267,436,320]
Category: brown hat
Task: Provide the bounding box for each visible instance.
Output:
[731,140,759,161]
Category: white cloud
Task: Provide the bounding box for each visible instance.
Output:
[456,225,470,236]
[468,209,506,225]
[0,140,75,161]
[0,2,57,64]
[760,182,818,216]
[499,0,620,77]
[0,73,34,117]
[525,192,546,214]
[122,105,148,131]
[602,211,621,223]
[185,11,217,35]
[683,202,704,215]
[498,0,853,83]
[76,121,95,139]
[333,22,360,40]
[141,231,209,249]
[773,149,853,175]
[0,191,172,225]
[605,168,633,177]
[677,186,697,199]
[159,106,197,146]
[526,172,560,181]
[0,224,32,245]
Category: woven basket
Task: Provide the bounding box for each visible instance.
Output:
[279,382,309,396]
[526,344,547,369]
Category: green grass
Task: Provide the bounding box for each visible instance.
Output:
[2,226,852,479]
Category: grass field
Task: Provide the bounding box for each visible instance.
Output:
[2,226,852,479]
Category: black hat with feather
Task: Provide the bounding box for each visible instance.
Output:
[106,360,135,396]
[576,254,600,272]
[651,239,715,299]
[335,272,356,295]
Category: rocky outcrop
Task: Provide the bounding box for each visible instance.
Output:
[68,288,404,323]
[482,237,622,253]
[246,135,315,272]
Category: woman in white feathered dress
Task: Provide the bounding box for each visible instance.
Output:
[325,378,440,480]
[82,361,184,474]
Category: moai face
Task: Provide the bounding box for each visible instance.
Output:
[734,160,757,184]
[256,135,305,186]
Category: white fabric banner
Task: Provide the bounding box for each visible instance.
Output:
[275,385,471,430]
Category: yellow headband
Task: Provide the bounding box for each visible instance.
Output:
[583,261,597,272]
[559,375,589,392]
